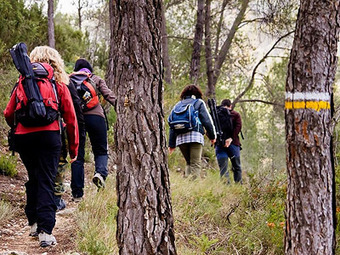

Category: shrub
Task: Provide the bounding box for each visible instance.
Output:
[0,154,17,177]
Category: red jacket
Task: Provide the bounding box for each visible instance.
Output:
[4,81,79,159]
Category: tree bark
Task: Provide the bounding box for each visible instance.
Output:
[284,1,339,254]
[189,0,205,84]
[108,1,177,254]
[48,0,55,48]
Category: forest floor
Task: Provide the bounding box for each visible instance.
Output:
[0,146,92,255]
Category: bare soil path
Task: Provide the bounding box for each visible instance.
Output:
[0,151,87,255]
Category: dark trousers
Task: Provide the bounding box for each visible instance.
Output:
[215,144,242,183]
[15,131,61,234]
[71,114,108,198]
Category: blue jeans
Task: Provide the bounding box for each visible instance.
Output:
[71,115,108,198]
[215,144,242,183]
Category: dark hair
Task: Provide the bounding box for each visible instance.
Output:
[74,58,93,72]
[180,85,203,100]
[221,99,231,107]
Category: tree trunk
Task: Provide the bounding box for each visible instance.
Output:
[47,0,55,48]
[108,1,177,254]
[204,0,214,97]
[161,3,172,84]
[77,0,82,30]
[284,1,339,254]
[212,0,249,87]
[189,0,205,84]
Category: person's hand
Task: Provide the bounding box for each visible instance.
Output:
[211,139,216,145]
[70,156,77,163]
[168,147,176,155]
[224,138,232,148]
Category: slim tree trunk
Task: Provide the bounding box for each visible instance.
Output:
[284,1,339,254]
[161,3,172,84]
[204,0,214,97]
[77,0,82,30]
[108,1,177,254]
[48,0,55,48]
[189,0,205,84]
[212,0,249,87]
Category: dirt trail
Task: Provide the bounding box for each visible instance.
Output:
[0,155,87,255]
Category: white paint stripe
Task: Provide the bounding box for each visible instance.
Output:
[285,92,330,101]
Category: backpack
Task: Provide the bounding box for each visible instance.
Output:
[168,99,201,134]
[69,71,99,112]
[217,106,233,139]
[14,62,60,127]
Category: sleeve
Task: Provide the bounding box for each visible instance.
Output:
[94,75,116,106]
[168,128,177,148]
[59,83,79,159]
[198,99,216,140]
[233,111,242,137]
[3,87,18,128]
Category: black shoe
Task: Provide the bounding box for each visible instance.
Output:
[54,195,66,211]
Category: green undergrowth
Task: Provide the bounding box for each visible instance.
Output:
[76,178,119,254]
[75,165,287,254]
[0,154,17,177]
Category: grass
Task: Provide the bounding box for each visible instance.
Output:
[76,178,119,254]
[0,154,18,177]
[75,162,287,254]
[0,200,15,224]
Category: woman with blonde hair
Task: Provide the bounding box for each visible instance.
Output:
[4,45,79,247]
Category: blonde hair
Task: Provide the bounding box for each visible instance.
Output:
[30,46,69,84]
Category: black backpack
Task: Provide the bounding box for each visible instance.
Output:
[10,42,60,127]
[217,106,233,139]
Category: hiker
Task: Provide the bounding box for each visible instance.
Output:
[54,70,85,210]
[4,46,79,247]
[70,58,116,201]
[168,84,216,179]
[215,99,242,183]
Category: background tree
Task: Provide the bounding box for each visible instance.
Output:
[108,0,177,254]
[284,1,339,254]
[189,0,204,84]
[0,0,47,65]
[161,2,172,85]
[48,0,55,48]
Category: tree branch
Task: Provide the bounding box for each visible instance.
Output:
[232,30,294,106]
[237,99,284,107]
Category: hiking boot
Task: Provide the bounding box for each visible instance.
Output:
[92,173,105,189]
[29,222,38,237]
[39,231,57,247]
[54,195,66,211]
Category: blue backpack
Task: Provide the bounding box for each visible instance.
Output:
[168,99,201,134]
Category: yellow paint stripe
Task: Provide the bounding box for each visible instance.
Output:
[285,101,330,111]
